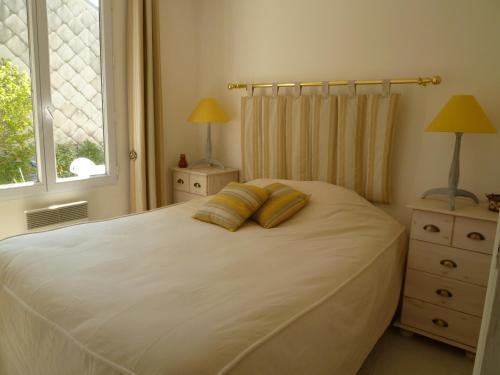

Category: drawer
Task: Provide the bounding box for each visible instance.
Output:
[452,217,496,254]
[404,269,486,317]
[411,210,453,246]
[173,171,189,192]
[190,174,208,195]
[408,240,491,286]
[401,297,481,348]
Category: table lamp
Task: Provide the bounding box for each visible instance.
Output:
[422,95,496,210]
[188,97,230,169]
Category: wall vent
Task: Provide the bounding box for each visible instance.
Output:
[25,201,89,230]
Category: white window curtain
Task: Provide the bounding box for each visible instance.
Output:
[241,92,400,204]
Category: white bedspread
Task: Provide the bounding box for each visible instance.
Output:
[0,180,406,375]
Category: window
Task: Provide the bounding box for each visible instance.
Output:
[0,0,116,198]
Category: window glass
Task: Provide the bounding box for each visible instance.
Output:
[46,0,106,179]
[0,0,39,187]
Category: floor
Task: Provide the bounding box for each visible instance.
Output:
[358,327,474,375]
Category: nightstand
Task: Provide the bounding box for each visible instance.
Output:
[395,198,498,355]
[171,167,239,203]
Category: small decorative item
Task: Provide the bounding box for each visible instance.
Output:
[178,154,188,168]
[486,194,500,213]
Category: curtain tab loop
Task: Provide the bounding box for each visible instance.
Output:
[294,82,302,97]
[322,81,330,97]
[246,84,254,97]
[272,83,279,97]
[382,79,391,98]
[347,80,356,97]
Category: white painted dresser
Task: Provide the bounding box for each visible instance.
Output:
[396,198,498,355]
[171,167,239,203]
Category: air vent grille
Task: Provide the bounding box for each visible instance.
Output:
[25,201,88,230]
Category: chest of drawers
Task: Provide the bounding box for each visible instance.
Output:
[395,198,498,354]
[171,167,239,203]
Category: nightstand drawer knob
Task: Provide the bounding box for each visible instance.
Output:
[467,232,485,241]
[436,289,453,298]
[423,224,440,233]
[432,318,449,328]
[440,259,457,269]
[194,182,201,188]
[177,178,184,184]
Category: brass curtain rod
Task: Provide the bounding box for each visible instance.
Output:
[227,75,442,90]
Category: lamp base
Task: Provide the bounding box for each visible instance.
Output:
[191,158,225,169]
[422,187,479,211]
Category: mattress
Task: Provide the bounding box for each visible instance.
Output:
[0,180,406,375]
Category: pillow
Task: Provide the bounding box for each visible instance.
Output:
[253,183,309,228]
[193,182,269,231]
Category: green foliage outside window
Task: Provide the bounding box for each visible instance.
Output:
[0,58,105,184]
[0,58,36,184]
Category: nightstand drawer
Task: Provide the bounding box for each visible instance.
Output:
[411,210,453,246]
[173,171,189,192]
[190,174,207,195]
[452,217,496,254]
[408,240,490,286]
[171,167,239,203]
[401,297,481,348]
[404,269,486,317]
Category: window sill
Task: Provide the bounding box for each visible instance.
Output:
[0,171,118,202]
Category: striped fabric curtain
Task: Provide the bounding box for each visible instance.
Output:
[241,93,400,204]
[127,0,167,212]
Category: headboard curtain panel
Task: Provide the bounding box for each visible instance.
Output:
[241,93,400,203]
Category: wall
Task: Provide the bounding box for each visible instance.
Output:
[196,0,500,225]
[0,0,130,239]
[160,0,205,202]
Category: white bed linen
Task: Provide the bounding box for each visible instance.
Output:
[0,180,406,375]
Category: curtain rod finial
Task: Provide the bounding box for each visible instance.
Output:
[432,76,442,85]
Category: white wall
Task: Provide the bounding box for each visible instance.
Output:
[160,0,205,202]
[196,0,500,225]
[0,0,130,239]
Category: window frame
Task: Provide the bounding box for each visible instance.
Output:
[0,0,118,200]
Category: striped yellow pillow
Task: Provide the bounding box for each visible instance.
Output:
[253,183,309,228]
[193,182,269,231]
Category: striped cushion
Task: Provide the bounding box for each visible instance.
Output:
[193,182,269,231]
[253,183,309,228]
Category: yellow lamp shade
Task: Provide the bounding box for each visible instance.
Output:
[187,97,230,124]
[426,95,496,133]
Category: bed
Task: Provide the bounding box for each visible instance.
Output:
[0,180,406,375]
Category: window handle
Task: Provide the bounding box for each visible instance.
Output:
[45,105,55,120]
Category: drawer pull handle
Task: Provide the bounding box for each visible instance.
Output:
[440,259,457,269]
[423,224,440,233]
[467,232,485,241]
[436,289,453,298]
[177,178,184,184]
[194,182,201,188]
[432,318,449,328]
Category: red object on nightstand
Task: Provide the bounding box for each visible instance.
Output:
[178,154,188,168]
